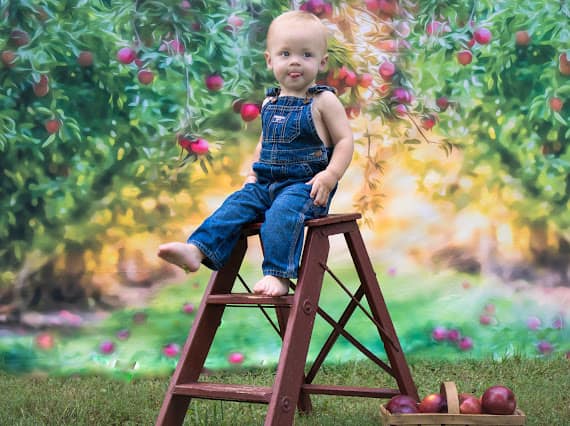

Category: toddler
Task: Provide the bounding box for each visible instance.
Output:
[158,10,354,296]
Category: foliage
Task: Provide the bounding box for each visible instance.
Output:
[0,0,288,284]
[402,0,570,246]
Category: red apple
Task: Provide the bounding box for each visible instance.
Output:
[99,340,115,354]
[33,75,49,97]
[163,343,180,357]
[537,340,553,355]
[392,87,411,104]
[138,69,154,85]
[227,15,244,30]
[44,119,61,134]
[344,70,358,87]
[232,99,244,113]
[431,326,447,341]
[228,352,245,364]
[178,137,193,152]
[418,393,445,413]
[560,53,570,76]
[447,328,461,342]
[378,0,398,17]
[458,336,473,351]
[386,394,418,414]
[481,385,516,414]
[436,96,449,111]
[10,29,30,47]
[1,50,17,68]
[550,97,563,112]
[421,114,437,130]
[117,47,136,64]
[364,0,380,13]
[240,103,260,122]
[393,104,407,117]
[205,74,224,91]
[358,73,373,88]
[457,50,473,65]
[77,51,93,67]
[515,31,530,47]
[379,61,396,80]
[473,28,492,44]
[35,332,55,350]
[182,302,195,314]
[190,138,209,155]
[460,395,482,414]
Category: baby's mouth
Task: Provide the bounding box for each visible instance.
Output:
[288,72,302,78]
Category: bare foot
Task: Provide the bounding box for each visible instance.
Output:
[253,275,290,296]
[157,242,204,273]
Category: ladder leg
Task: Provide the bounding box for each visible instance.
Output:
[265,228,329,425]
[345,226,419,400]
[156,236,248,426]
[275,306,313,414]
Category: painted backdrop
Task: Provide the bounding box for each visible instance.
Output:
[0,0,568,377]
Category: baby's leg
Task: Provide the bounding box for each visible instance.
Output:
[253,276,290,296]
[157,242,204,273]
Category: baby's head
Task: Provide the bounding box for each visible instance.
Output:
[266,11,328,56]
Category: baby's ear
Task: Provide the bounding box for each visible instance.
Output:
[264,51,272,69]
[319,54,329,71]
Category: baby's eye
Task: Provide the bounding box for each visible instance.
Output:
[303,52,313,57]
[280,51,290,57]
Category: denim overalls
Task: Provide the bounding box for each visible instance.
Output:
[187,85,336,278]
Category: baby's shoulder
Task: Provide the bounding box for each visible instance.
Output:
[311,86,341,110]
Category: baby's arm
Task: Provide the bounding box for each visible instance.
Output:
[244,135,262,185]
[307,91,354,206]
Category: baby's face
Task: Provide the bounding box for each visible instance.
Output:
[265,22,328,96]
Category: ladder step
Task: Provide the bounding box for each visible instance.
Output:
[302,384,400,398]
[173,383,272,403]
[207,294,294,306]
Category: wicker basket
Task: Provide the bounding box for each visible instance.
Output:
[380,382,526,426]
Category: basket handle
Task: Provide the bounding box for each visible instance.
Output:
[440,381,460,414]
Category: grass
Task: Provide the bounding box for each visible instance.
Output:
[0,357,568,425]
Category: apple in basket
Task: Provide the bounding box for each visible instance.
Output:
[459,393,482,414]
[481,385,516,414]
[418,393,446,413]
[386,394,419,413]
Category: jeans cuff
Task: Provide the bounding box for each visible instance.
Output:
[262,268,297,279]
[187,239,223,270]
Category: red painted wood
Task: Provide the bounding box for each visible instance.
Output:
[155,213,417,426]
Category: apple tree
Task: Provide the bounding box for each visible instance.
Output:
[388,0,569,281]
[0,0,293,310]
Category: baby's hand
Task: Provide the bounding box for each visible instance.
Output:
[306,170,338,206]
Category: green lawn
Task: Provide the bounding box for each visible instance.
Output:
[0,358,568,425]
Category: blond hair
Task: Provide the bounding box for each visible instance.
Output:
[266,11,328,53]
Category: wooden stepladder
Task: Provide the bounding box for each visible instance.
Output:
[156,213,418,426]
